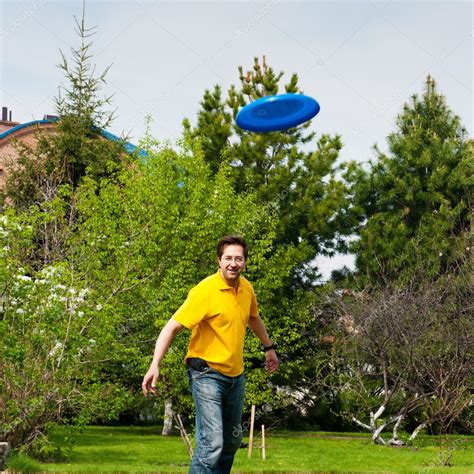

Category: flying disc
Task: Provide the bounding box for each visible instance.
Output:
[236,93,320,132]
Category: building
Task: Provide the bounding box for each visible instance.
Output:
[0,106,145,191]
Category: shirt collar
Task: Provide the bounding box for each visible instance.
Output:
[215,270,243,292]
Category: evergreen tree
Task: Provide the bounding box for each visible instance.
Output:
[183,57,348,286]
[182,60,350,421]
[346,76,473,284]
[55,1,114,130]
[54,0,121,186]
[6,0,123,210]
[5,1,125,264]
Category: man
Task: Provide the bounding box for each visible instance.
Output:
[142,235,279,473]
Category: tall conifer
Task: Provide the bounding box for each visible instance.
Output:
[347,76,473,283]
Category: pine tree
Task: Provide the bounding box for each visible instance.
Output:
[346,76,473,284]
[183,57,348,286]
[6,0,123,208]
[5,0,124,266]
[55,1,114,130]
[53,0,121,186]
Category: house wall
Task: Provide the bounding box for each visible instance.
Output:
[0,122,57,190]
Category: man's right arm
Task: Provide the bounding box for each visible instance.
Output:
[142,318,185,397]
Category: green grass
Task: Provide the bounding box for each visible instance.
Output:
[5,426,474,473]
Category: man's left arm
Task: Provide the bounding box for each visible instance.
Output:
[248,316,279,373]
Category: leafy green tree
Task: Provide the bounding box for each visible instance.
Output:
[183,57,348,286]
[1,4,140,452]
[345,76,473,284]
[70,133,308,420]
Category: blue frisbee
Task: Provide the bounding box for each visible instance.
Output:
[236,93,320,132]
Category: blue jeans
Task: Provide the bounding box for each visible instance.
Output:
[187,367,245,474]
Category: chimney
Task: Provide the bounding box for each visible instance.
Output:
[9,110,12,121]
[43,114,59,122]
[1,107,7,121]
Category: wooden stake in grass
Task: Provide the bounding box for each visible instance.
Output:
[248,405,256,459]
[261,424,266,460]
[173,412,194,459]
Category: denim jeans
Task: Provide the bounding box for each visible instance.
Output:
[187,367,245,474]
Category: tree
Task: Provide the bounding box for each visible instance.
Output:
[0,2,135,453]
[345,76,473,284]
[53,0,121,186]
[311,262,472,445]
[1,130,305,451]
[69,133,307,422]
[55,1,114,131]
[0,210,130,453]
[5,1,125,266]
[184,57,348,286]
[6,0,122,209]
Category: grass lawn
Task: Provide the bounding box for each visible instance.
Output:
[5,426,473,473]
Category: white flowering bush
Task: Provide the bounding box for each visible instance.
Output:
[0,211,129,450]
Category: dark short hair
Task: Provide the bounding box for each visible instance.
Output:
[217,235,248,260]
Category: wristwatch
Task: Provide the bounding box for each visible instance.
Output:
[263,344,276,352]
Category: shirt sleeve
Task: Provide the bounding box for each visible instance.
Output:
[172,285,208,329]
[249,285,259,318]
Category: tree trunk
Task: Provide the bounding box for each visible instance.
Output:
[388,415,405,446]
[161,400,174,436]
[408,422,427,442]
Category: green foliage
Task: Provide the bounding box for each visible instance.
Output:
[345,76,473,284]
[0,212,131,449]
[183,57,348,285]
[55,1,115,131]
[6,2,123,211]
[69,132,306,415]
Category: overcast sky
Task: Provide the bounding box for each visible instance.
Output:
[1,0,472,279]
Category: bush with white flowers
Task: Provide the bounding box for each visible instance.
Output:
[0,212,129,450]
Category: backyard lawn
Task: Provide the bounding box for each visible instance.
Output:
[6,426,473,473]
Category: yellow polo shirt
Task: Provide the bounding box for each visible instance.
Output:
[173,271,259,376]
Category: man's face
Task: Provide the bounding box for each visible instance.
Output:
[219,244,246,285]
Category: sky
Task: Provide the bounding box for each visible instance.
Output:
[1,0,472,279]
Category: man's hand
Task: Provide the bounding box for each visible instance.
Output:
[142,365,159,397]
[141,319,184,397]
[264,349,279,373]
[248,316,279,373]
